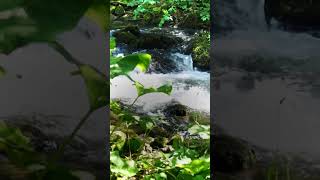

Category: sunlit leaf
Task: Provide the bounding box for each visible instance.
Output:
[110,151,138,177]
[111,131,126,151]
[188,125,210,139]
[85,0,108,32]
[179,157,210,176]
[110,37,116,50]
[110,53,151,79]
[134,81,172,98]
[78,64,108,111]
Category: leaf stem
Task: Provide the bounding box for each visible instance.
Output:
[56,109,93,159]
[48,41,82,66]
[130,96,139,107]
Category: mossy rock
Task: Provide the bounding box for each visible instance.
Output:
[113,26,183,50]
[191,31,210,71]
[213,134,256,173]
[113,5,125,16]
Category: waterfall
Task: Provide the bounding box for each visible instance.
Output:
[170,53,194,71]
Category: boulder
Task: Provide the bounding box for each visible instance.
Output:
[213,134,256,173]
[265,0,320,29]
[113,26,183,50]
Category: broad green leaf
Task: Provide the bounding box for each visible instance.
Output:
[110,151,138,177]
[135,81,172,98]
[0,0,97,54]
[85,1,108,32]
[179,157,210,176]
[110,53,151,79]
[127,136,144,153]
[78,64,108,111]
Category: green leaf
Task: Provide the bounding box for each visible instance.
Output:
[127,136,144,153]
[110,151,138,177]
[110,37,116,50]
[0,66,6,78]
[0,0,97,54]
[78,64,108,111]
[110,53,151,79]
[85,1,108,32]
[188,125,210,140]
[135,81,172,98]
[110,131,126,151]
[179,157,210,176]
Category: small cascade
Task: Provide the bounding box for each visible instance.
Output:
[170,53,194,71]
[110,28,210,112]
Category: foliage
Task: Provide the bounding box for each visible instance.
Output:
[0,1,109,179]
[192,31,210,70]
[113,0,210,27]
[110,38,210,179]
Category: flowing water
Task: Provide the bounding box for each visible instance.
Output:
[110,29,210,113]
[214,0,320,158]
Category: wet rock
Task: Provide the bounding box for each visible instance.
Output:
[113,26,183,50]
[146,50,178,73]
[213,134,257,173]
[265,0,320,29]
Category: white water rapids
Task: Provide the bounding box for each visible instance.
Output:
[214,0,320,159]
[111,49,210,113]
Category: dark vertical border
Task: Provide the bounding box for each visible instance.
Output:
[210,0,215,179]
[106,2,111,179]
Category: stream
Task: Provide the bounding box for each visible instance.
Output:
[213,0,320,160]
[110,28,210,114]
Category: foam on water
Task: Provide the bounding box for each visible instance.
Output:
[111,70,210,112]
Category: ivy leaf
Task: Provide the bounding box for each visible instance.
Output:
[110,151,138,177]
[110,53,151,79]
[134,81,172,98]
[78,64,108,111]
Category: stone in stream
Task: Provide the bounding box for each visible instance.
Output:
[213,134,257,173]
[113,25,183,50]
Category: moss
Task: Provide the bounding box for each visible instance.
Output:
[191,31,210,71]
